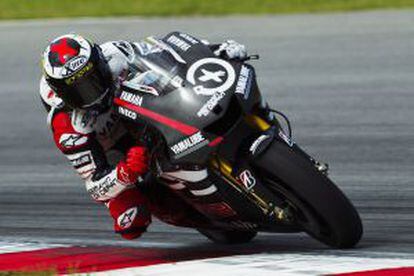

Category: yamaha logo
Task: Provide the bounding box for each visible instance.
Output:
[170,131,207,155]
[186,58,236,96]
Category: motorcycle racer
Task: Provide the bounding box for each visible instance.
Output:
[40,32,248,240]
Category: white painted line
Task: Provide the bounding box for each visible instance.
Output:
[87,253,414,276]
[0,241,67,254]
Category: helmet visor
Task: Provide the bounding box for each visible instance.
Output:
[50,61,110,109]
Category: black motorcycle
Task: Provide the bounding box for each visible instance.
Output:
[113,33,363,249]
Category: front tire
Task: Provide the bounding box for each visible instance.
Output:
[253,139,363,248]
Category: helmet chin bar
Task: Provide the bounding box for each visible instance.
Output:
[76,45,113,111]
[82,85,114,114]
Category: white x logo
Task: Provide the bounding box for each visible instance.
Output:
[198,69,225,83]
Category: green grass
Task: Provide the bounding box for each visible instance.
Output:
[0,271,55,276]
[0,0,414,19]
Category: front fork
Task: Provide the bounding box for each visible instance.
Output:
[210,112,328,222]
[210,114,289,222]
[211,156,289,222]
[248,110,329,175]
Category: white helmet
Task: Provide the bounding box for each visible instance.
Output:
[42,34,112,109]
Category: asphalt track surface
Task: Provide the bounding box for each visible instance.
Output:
[0,10,413,259]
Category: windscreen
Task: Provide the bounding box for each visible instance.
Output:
[128,44,186,96]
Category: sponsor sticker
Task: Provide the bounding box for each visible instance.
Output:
[235,65,252,99]
[197,91,226,117]
[167,35,191,51]
[278,129,294,147]
[120,91,143,106]
[59,134,88,148]
[69,152,92,168]
[239,170,256,190]
[198,69,226,83]
[87,175,118,200]
[186,58,236,96]
[64,62,94,85]
[118,106,137,120]
[170,131,207,155]
[66,151,96,177]
[178,33,199,44]
[249,134,270,155]
[63,56,88,75]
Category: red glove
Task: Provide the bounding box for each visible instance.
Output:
[126,146,148,175]
[117,146,148,184]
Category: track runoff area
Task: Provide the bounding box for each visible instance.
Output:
[1,10,414,276]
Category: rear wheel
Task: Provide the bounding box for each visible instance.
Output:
[197,228,257,244]
[253,139,363,248]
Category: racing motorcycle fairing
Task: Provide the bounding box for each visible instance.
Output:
[112,32,282,228]
[114,32,263,166]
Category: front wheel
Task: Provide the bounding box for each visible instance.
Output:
[253,139,363,248]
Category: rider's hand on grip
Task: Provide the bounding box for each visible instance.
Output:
[116,146,148,185]
[214,40,247,60]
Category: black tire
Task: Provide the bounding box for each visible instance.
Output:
[197,228,257,244]
[253,139,363,248]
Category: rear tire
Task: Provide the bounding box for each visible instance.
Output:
[197,228,257,244]
[253,139,363,248]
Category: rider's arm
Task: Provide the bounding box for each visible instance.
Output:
[50,110,151,239]
[163,31,247,60]
[145,31,248,61]
[50,111,145,202]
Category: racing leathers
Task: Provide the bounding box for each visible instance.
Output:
[40,32,247,239]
